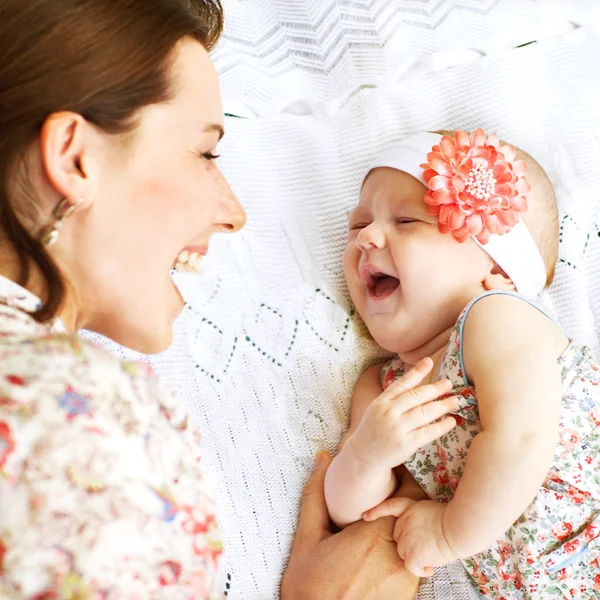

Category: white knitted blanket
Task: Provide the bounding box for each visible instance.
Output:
[94,2,600,599]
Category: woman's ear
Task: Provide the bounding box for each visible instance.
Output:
[39,111,92,207]
[482,262,517,292]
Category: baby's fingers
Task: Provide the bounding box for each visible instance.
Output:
[393,378,454,414]
[362,496,416,521]
[412,416,457,447]
[404,396,460,433]
[398,539,435,578]
[405,557,435,579]
[384,358,435,399]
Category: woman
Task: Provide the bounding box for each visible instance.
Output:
[0,0,422,597]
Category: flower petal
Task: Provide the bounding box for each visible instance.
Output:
[512,160,528,176]
[486,133,499,149]
[455,130,470,149]
[483,214,499,234]
[439,203,454,224]
[452,223,470,242]
[515,178,531,194]
[452,176,465,192]
[471,156,488,169]
[495,183,513,197]
[471,128,486,147]
[493,162,508,177]
[429,175,452,191]
[433,188,457,205]
[429,157,453,176]
[439,137,456,160]
[471,146,490,159]
[422,169,438,183]
[456,163,471,180]
[495,171,512,185]
[424,191,439,207]
[511,195,528,212]
[449,207,468,230]
[466,213,483,236]
[497,210,517,228]
[499,144,516,162]
[476,229,491,245]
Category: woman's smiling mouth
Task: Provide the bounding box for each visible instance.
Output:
[173,244,208,273]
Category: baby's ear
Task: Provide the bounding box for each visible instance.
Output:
[482,263,517,292]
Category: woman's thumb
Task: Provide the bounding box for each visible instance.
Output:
[294,450,333,547]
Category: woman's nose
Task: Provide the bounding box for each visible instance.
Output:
[213,166,247,233]
[356,223,385,251]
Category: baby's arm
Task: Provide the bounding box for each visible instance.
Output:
[443,294,565,557]
[325,359,458,528]
[325,365,398,528]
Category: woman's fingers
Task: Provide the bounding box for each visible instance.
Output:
[403,396,460,432]
[362,496,416,521]
[412,416,457,447]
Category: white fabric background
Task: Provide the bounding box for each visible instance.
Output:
[92,2,600,599]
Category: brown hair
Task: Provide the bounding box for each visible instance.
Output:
[434,130,559,286]
[0,0,223,322]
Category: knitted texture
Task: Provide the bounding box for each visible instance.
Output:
[91,3,600,598]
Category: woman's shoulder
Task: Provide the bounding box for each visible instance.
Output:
[0,325,182,425]
[0,326,221,599]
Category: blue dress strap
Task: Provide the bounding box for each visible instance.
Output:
[456,290,567,387]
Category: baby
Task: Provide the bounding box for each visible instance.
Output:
[324,129,600,599]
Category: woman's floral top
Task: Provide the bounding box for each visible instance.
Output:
[0,276,223,599]
[381,292,600,600]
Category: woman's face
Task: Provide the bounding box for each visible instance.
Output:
[54,39,246,352]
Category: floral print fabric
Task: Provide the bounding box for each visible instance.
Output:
[381,293,600,599]
[0,276,223,599]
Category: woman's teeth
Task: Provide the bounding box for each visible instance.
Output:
[173,250,204,273]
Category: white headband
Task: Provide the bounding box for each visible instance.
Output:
[360,132,547,300]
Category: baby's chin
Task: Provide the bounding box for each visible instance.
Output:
[370,324,437,358]
[370,328,413,355]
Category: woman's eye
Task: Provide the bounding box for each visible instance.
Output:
[201,152,221,161]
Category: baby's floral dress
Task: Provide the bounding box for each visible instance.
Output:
[381,291,600,600]
[0,276,223,599]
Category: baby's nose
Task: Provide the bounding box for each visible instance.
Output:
[356,223,386,251]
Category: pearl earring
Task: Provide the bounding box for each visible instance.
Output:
[39,197,84,247]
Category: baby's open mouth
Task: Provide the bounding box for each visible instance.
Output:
[368,272,400,299]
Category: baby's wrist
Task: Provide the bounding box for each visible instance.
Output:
[344,433,391,477]
[441,503,481,559]
[439,507,461,560]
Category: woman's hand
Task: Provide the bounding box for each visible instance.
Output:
[281,451,420,600]
[363,497,456,578]
[348,359,458,473]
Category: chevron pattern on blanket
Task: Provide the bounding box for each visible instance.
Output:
[215,0,598,116]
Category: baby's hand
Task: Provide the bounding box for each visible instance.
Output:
[363,497,456,577]
[348,358,458,472]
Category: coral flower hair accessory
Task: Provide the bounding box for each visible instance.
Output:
[421,128,532,244]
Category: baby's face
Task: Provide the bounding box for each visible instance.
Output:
[344,168,493,355]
